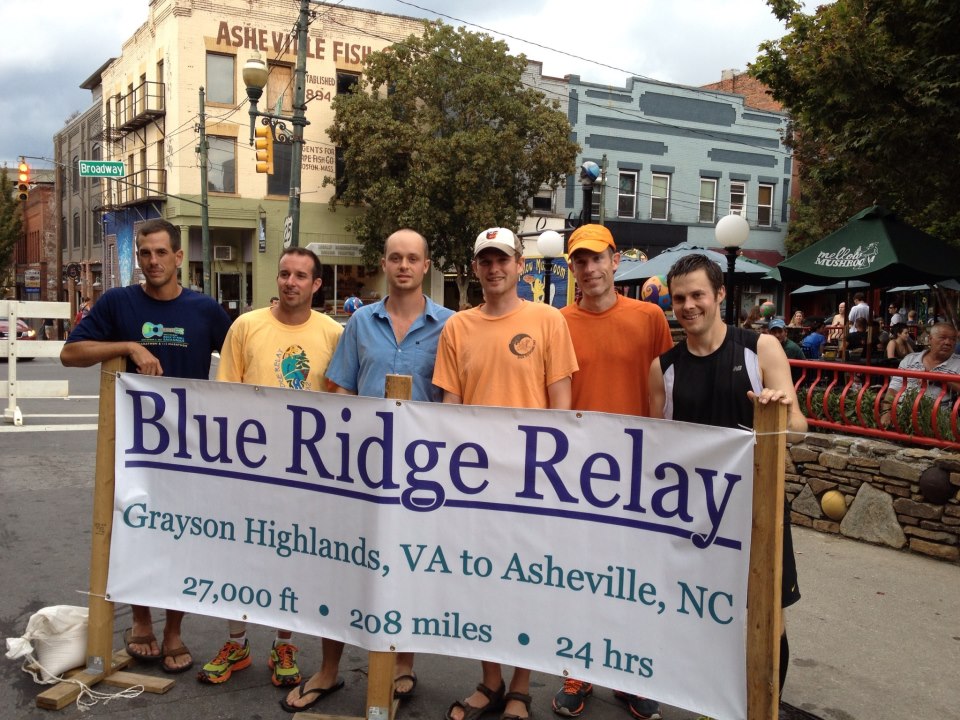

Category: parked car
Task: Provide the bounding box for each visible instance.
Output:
[0,318,37,361]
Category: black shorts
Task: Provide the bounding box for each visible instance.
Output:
[782,498,801,608]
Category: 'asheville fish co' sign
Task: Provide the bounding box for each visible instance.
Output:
[108,374,755,719]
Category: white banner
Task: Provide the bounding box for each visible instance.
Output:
[108,375,755,719]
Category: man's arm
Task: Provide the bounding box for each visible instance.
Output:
[442,390,463,405]
[753,333,808,433]
[60,340,163,375]
[648,358,666,419]
[333,385,358,396]
[546,377,571,410]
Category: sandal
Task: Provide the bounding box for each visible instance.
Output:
[501,691,533,720]
[160,643,194,674]
[123,628,161,662]
[394,672,418,699]
[445,681,506,720]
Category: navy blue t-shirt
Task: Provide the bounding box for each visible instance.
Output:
[67,285,232,379]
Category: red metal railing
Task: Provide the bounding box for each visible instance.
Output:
[790,359,960,450]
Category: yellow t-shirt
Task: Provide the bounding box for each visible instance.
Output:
[433,300,578,409]
[217,307,343,391]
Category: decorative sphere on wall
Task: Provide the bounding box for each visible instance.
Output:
[821,490,847,521]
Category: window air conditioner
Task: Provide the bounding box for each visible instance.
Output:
[214,245,232,261]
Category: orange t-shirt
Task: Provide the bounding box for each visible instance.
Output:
[433,300,578,409]
[561,295,674,416]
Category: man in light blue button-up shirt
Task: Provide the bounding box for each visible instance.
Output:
[286,228,453,710]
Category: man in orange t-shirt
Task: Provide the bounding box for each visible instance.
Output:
[434,227,577,720]
[553,224,673,720]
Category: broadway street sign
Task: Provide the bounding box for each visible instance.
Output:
[79,160,125,178]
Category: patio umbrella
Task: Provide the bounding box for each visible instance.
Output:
[776,205,960,286]
[614,242,772,284]
[790,280,869,295]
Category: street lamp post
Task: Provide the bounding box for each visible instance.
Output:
[242,0,311,248]
[715,213,749,325]
[537,230,565,306]
[579,161,600,225]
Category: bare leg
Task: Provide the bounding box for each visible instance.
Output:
[394,651,416,695]
[504,668,531,719]
[161,609,192,671]
[128,605,160,657]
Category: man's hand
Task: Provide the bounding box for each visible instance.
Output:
[747,388,793,406]
[129,345,163,375]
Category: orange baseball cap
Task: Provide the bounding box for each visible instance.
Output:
[567,224,616,255]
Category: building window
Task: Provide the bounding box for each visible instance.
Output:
[72,156,80,194]
[617,171,637,218]
[91,144,102,186]
[268,141,292,197]
[650,173,669,220]
[531,188,553,212]
[93,218,103,247]
[699,178,717,223]
[207,137,236,194]
[758,183,774,226]
[206,53,235,105]
[72,212,81,250]
[730,181,746,216]
[268,63,293,115]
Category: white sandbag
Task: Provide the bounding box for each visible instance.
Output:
[4,605,88,681]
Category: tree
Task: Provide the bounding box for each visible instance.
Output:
[327,21,578,306]
[751,0,960,252]
[0,166,23,295]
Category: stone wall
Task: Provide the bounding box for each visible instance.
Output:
[785,433,960,563]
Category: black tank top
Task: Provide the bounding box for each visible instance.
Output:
[660,325,762,430]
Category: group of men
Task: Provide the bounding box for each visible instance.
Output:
[62,218,806,718]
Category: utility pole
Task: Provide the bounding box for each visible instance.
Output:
[287,0,310,247]
[198,87,212,297]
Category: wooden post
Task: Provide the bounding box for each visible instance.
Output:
[746,399,786,720]
[86,356,125,672]
[36,359,174,710]
[301,375,412,720]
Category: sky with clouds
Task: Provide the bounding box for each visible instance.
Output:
[0,0,791,170]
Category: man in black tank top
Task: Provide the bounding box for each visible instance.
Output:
[648,254,808,707]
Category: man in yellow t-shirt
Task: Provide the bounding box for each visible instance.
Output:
[553,224,672,720]
[434,227,578,720]
[199,248,343,693]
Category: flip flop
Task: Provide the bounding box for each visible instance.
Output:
[445,681,506,720]
[394,672,418,699]
[280,677,345,713]
[123,627,161,662]
[160,644,194,674]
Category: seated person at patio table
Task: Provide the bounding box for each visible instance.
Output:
[886,323,914,361]
[788,310,805,328]
[846,317,868,353]
[801,319,827,359]
[887,323,960,400]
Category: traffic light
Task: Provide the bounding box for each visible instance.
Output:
[16,160,30,202]
[254,126,274,174]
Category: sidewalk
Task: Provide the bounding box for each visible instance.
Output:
[2,443,958,719]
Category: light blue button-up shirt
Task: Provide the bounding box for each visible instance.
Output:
[326,296,455,401]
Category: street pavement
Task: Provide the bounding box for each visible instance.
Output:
[2,360,959,719]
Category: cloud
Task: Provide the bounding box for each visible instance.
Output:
[0,0,788,167]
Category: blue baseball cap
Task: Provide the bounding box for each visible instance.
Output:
[768,318,786,330]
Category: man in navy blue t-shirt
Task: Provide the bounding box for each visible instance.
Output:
[62,218,231,674]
